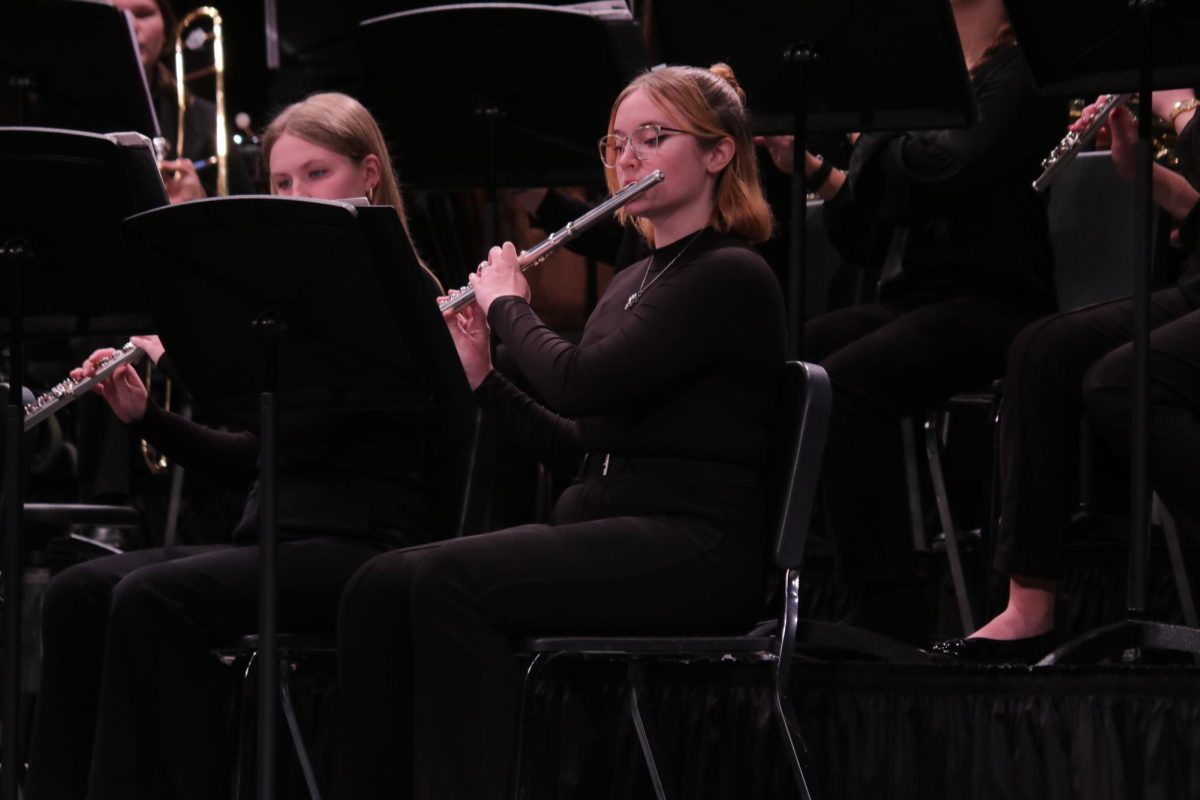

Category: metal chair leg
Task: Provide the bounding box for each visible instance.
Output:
[230,651,258,800]
[510,653,546,800]
[772,679,814,800]
[626,661,667,800]
[278,655,321,800]
[1157,498,1199,629]
[925,411,975,634]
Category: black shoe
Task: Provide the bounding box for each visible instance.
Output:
[931,629,1057,664]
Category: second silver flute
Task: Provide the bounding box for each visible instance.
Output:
[1033,93,1132,192]
[438,169,666,313]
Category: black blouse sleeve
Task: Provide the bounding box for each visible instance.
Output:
[828,48,1046,227]
[130,400,258,485]
[484,245,763,416]
[474,370,584,473]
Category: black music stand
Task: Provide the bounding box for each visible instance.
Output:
[1003,0,1200,664]
[123,196,470,799]
[651,0,975,357]
[357,3,646,251]
[0,0,160,139]
[0,128,164,800]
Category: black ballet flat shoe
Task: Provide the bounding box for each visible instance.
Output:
[931,629,1057,664]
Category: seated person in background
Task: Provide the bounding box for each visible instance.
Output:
[24,92,471,800]
[762,0,1062,642]
[935,89,1200,662]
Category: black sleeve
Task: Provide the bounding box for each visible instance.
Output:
[484,248,762,416]
[473,370,584,473]
[129,400,257,485]
[532,189,630,266]
[829,49,1048,226]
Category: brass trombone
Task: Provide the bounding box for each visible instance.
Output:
[174,6,228,196]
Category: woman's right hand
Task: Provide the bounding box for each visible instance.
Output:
[1107,104,1137,183]
[439,294,493,390]
[71,349,149,424]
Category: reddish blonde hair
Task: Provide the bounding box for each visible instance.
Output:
[605,63,772,245]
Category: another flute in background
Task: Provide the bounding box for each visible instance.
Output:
[1033,93,1132,192]
[438,169,666,313]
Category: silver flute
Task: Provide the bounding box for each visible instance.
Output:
[24,342,146,432]
[438,169,666,313]
[1033,93,1132,192]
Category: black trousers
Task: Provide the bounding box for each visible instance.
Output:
[804,294,1039,582]
[24,536,383,800]
[994,286,1200,578]
[334,477,766,800]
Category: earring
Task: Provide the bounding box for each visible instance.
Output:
[366,184,375,202]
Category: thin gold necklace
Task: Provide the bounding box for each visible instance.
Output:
[624,229,705,311]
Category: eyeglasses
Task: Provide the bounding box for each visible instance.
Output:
[598,124,691,168]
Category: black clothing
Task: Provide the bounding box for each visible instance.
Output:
[336,227,786,799]
[824,46,1060,309]
[27,360,470,798]
[993,287,1199,577]
[808,44,1061,582]
[994,113,1200,579]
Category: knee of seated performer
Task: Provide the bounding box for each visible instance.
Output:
[106,568,181,633]
[338,556,413,635]
[408,546,480,622]
[41,561,119,633]
[1082,357,1131,436]
[1007,313,1088,387]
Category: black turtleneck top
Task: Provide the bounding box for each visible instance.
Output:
[476,227,786,480]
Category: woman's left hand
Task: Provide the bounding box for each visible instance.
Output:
[467,242,530,317]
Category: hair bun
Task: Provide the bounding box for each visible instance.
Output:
[707,62,747,106]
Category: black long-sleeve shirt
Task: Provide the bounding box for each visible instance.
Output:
[131,399,471,546]
[476,227,785,480]
[1174,113,1200,305]
[823,44,1062,311]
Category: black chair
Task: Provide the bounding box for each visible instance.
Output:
[509,360,832,800]
[215,633,335,800]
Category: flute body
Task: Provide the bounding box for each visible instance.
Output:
[1033,93,1132,193]
[438,169,666,313]
[24,343,146,432]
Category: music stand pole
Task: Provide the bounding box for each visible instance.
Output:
[1127,0,1157,620]
[1,240,28,800]
[786,45,815,360]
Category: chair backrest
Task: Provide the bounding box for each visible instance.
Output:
[766,361,832,572]
[1048,151,1161,311]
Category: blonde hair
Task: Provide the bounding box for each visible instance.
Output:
[605,63,772,245]
[262,92,442,291]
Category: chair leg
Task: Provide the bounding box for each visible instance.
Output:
[924,411,975,634]
[1157,498,1199,629]
[771,677,814,800]
[510,653,546,800]
[278,655,322,800]
[230,651,258,800]
[626,661,668,800]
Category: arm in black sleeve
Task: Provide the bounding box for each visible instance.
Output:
[129,400,257,485]
[821,167,898,269]
[473,370,585,474]
[485,245,762,416]
[844,49,1051,221]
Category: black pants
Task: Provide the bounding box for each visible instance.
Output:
[805,295,1038,582]
[334,477,766,800]
[24,536,383,800]
[994,286,1200,578]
